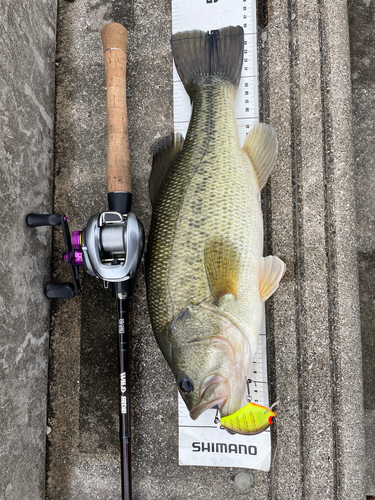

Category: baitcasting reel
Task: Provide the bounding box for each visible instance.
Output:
[26,210,144,299]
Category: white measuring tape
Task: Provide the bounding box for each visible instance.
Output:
[172,0,272,471]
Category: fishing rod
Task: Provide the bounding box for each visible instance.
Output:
[26,22,144,500]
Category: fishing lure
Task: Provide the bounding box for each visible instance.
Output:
[219,401,277,436]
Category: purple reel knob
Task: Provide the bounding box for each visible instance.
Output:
[62,231,83,266]
[62,251,84,267]
[71,230,82,250]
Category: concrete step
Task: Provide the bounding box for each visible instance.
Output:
[0,2,57,499]
[1,0,373,499]
[349,0,375,495]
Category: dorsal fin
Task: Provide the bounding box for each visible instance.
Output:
[204,239,241,302]
[149,133,184,206]
[259,256,286,302]
[242,123,278,190]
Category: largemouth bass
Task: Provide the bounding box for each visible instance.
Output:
[146,26,285,419]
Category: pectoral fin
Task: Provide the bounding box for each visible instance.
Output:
[259,256,286,302]
[204,239,241,302]
[149,133,184,206]
[242,123,278,190]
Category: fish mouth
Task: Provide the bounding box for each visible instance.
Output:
[189,375,230,420]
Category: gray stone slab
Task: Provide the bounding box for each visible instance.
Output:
[0,1,57,499]
[349,0,375,254]
[358,252,375,495]
[364,410,375,497]
[348,0,375,494]
[47,0,366,499]
[262,0,365,498]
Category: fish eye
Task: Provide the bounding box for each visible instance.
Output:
[179,378,194,394]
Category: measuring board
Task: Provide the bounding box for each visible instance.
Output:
[172,0,272,471]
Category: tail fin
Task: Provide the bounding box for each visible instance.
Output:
[171,26,244,99]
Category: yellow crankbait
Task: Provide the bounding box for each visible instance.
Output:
[220,402,276,436]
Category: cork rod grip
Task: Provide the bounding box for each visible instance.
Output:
[101,23,131,195]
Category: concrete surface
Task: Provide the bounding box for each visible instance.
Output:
[348,0,375,495]
[260,1,365,498]
[48,0,269,498]
[46,1,367,499]
[48,0,368,498]
[1,0,370,499]
[0,1,57,499]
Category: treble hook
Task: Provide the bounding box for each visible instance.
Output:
[246,378,252,402]
[214,407,220,424]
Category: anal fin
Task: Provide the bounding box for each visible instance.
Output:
[149,133,184,206]
[259,256,286,302]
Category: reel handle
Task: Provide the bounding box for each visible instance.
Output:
[26,212,81,299]
[45,282,76,300]
[101,23,132,214]
[26,213,62,228]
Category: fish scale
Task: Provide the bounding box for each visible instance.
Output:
[148,76,262,338]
